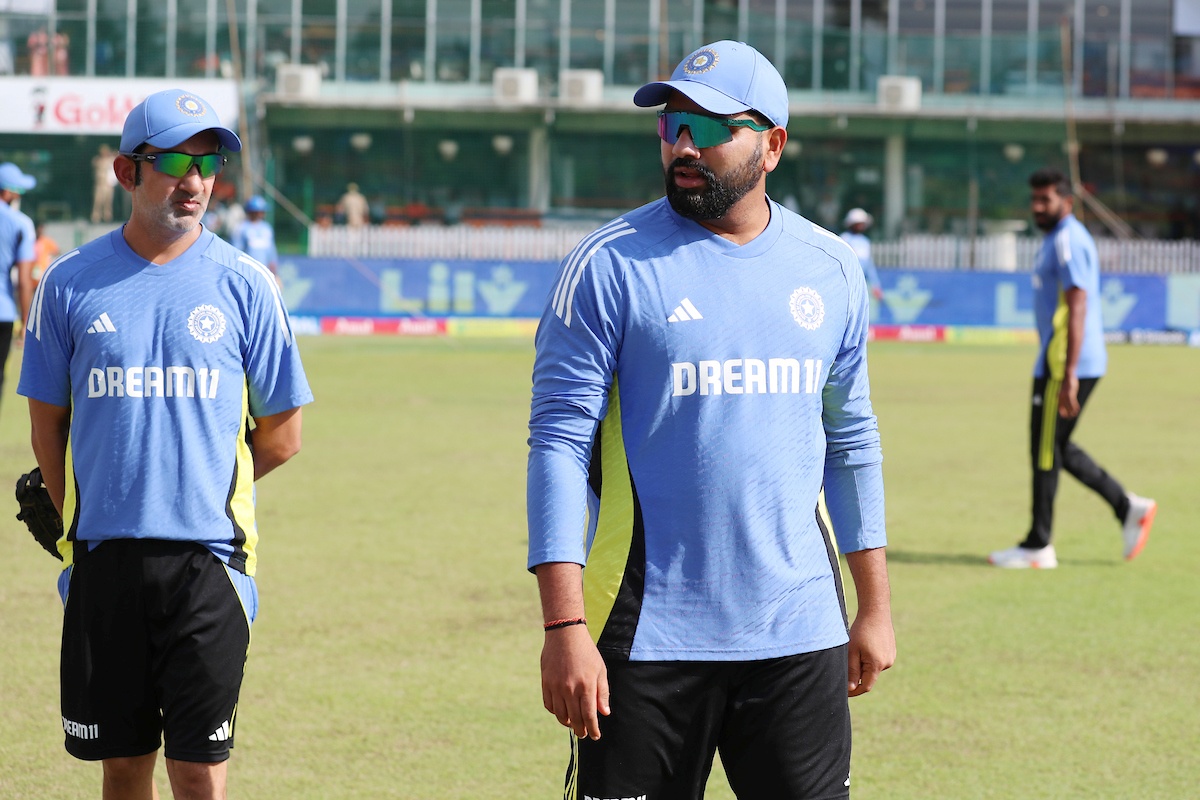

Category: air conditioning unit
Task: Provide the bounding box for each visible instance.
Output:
[493,67,539,104]
[877,75,922,112]
[276,64,322,98]
[559,69,604,106]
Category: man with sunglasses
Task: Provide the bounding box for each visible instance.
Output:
[19,88,313,800]
[528,40,894,798]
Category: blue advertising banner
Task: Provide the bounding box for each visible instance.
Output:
[277,257,557,319]
[872,270,1169,331]
[276,257,1188,334]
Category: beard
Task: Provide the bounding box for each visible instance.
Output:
[1032,212,1058,232]
[664,141,763,221]
[134,189,208,238]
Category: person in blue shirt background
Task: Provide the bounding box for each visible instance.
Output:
[230,194,279,281]
[839,207,884,302]
[989,167,1155,569]
[0,161,37,413]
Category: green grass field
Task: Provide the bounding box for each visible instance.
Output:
[2,337,1197,798]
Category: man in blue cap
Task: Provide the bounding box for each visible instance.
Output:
[0,161,38,414]
[528,41,894,798]
[230,194,279,282]
[18,89,313,800]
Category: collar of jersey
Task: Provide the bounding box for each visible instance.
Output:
[666,197,784,260]
[111,226,215,273]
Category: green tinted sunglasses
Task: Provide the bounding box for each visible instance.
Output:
[657,109,773,149]
[124,152,227,179]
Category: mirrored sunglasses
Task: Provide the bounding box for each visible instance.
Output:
[657,110,772,149]
[124,152,227,179]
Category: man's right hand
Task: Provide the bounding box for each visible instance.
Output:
[1058,373,1081,419]
[540,623,610,740]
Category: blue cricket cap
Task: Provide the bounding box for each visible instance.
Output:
[634,40,789,129]
[245,195,267,213]
[120,89,242,154]
[0,162,37,193]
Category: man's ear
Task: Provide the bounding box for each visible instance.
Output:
[763,127,787,174]
[113,154,137,192]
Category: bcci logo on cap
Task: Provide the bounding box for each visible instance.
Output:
[176,94,206,118]
[683,48,719,75]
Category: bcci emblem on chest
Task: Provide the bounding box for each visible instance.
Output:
[789,287,825,331]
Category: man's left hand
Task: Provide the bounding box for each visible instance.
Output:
[847,607,895,697]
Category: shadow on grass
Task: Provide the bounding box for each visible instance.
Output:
[884,550,993,567]
[1048,557,1119,568]
[884,549,1116,568]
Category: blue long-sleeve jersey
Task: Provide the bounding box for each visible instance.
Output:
[528,198,886,661]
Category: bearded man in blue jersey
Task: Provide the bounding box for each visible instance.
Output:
[527,40,895,798]
[988,168,1155,569]
[19,89,313,800]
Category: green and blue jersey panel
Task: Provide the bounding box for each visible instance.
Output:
[18,228,313,576]
[527,198,886,662]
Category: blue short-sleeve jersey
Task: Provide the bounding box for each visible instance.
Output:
[1032,214,1106,379]
[18,227,313,574]
[527,198,886,661]
[0,200,36,322]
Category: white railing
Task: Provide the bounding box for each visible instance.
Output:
[309,225,1200,273]
[1094,239,1200,273]
[872,235,1041,271]
[873,235,1200,273]
[308,224,595,261]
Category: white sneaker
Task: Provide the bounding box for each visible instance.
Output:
[988,544,1058,569]
[1121,493,1157,561]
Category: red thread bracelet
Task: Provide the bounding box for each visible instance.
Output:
[544,617,587,631]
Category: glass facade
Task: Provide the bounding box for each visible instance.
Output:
[2,0,1199,248]
[2,1,1193,92]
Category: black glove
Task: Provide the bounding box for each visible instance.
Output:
[15,467,64,561]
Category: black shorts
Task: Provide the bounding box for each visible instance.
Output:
[570,644,851,800]
[60,539,252,763]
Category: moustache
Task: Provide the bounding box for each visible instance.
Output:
[669,158,716,182]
